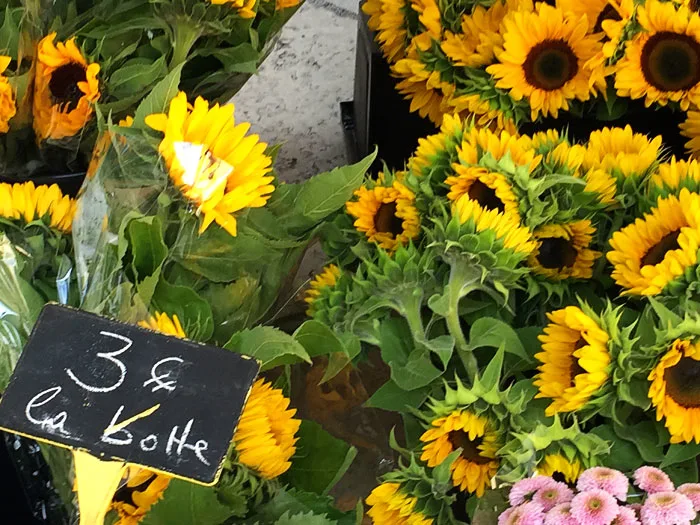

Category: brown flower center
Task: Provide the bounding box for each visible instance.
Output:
[468,180,505,213]
[641,230,680,266]
[448,430,492,465]
[536,237,578,270]
[641,32,700,92]
[49,63,87,111]
[374,202,403,235]
[664,356,700,408]
[524,40,579,91]
[551,471,567,483]
[593,3,622,34]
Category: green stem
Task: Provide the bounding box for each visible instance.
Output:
[401,291,426,347]
[445,261,480,383]
[170,20,202,69]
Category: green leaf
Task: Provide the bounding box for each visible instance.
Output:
[108,56,168,99]
[665,459,699,486]
[294,320,347,358]
[275,511,337,525]
[0,319,22,391]
[614,420,665,463]
[269,152,377,233]
[479,344,505,392]
[366,380,430,412]
[140,479,233,525]
[199,43,260,74]
[224,325,311,370]
[467,318,531,363]
[590,425,644,472]
[0,7,21,58]
[648,298,682,329]
[132,62,185,128]
[617,378,651,410]
[661,443,700,468]
[283,420,357,495]
[243,488,356,525]
[151,279,214,342]
[128,216,167,281]
[433,450,460,485]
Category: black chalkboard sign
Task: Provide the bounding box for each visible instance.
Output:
[0,304,260,485]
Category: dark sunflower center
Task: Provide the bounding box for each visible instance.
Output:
[641,230,681,266]
[536,237,578,270]
[448,430,491,465]
[641,32,700,92]
[467,180,505,213]
[374,202,403,235]
[49,62,87,111]
[593,4,622,34]
[552,471,567,483]
[524,40,579,91]
[664,357,700,408]
[113,474,155,506]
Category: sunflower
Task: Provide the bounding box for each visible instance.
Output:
[304,264,341,315]
[420,410,499,495]
[111,467,170,525]
[411,0,441,52]
[145,92,274,237]
[545,141,586,173]
[614,0,700,110]
[534,306,611,416]
[445,165,520,221]
[346,179,420,251]
[447,94,517,134]
[528,221,602,281]
[649,339,700,444]
[537,453,583,484]
[392,58,450,125]
[524,129,564,153]
[441,2,507,68]
[681,109,700,157]
[607,189,700,295]
[487,4,604,120]
[454,196,537,256]
[363,0,409,63]
[0,56,16,133]
[234,378,301,479]
[33,33,100,141]
[0,182,75,233]
[86,116,134,180]
[209,0,256,18]
[138,312,186,338]
[366,482,434,525]
[557,0,620,34]
[584,126,662,179]
[457,126,541,173]
[650,157,700,193]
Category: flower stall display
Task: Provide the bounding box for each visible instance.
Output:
[0,0,303,179]
[308,112,700,523]
[361,0,700,156]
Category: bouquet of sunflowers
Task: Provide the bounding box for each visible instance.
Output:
[307,114,700,523]
[0,80,375,521]
[363,0,700,157]
[0,0,302,179]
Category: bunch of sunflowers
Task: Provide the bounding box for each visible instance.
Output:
[363,0,700,157]
[0,0,302,178]
[307,115,700,522]
[0,84,374,523]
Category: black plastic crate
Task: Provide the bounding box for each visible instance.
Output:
[342,5,436,170]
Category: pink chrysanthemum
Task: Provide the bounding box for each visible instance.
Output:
[612,506,641,525]
[677,484,700,512]
[544,502,579,525]
[634,466,674,494]
[570,489,620,525]
[499,501,546,525]
[510,477,557,506]
[577,467,629,501]
[640,492,696,525]
[533,480,574,512]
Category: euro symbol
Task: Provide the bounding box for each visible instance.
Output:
[143,357,184,393]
